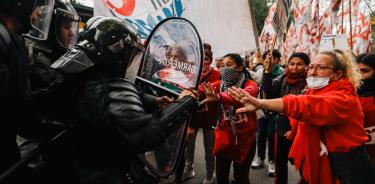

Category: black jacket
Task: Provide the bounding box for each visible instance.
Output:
[261,73,306,136]
[0,21,30,174]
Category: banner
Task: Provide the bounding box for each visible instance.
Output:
[319,34,350,51]
[94,0,258,57]
[272,0,292,41]
[94,0,183,39]
[259,3,277,53]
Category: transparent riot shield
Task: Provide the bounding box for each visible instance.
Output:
[136,17,203,178]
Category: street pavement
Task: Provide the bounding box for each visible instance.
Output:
[183,129,300,184]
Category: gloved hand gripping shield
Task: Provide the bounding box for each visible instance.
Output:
[136,17,203,178]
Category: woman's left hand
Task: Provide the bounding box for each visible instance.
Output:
[228,87,262,113]
[201,82,220,103]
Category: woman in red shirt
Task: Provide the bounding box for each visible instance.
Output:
[357,53,375,165]
[183,43,220,184]
[201,53,258,184]
[229,49,375,184]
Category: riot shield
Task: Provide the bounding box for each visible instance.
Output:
[137,17,203,95]
[136,17,203,179]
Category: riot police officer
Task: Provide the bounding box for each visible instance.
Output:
[47,16,198,184]
[0,0,55,182]
[17,0,80,160]
[26,0,80,65]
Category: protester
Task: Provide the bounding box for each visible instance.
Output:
[252,50,284,176]
[214,57,224,70]
[246,50,263,85]
[182,43,219,184]
[262,52,310,184]
[229,49,375,184]
[201,53,258,184]
[356,53,375,165]
[18,0,80,158]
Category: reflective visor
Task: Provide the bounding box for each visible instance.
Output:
[27,0,55,40]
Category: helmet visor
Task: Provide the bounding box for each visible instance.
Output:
[27,0,55,40]
[55,7,80,49]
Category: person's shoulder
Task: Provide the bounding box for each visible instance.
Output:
[210,68,220,75]
[245,78,258,86]
[0,22,12,55]
[275,73,285,81]
[209,69,221,79]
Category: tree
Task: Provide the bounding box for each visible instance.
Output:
[252,0,269,33]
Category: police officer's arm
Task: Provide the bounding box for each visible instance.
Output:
[0,61,9,89]
[79,79,197,153]
[0,26,10,90]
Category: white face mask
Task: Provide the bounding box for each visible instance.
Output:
[306,76,330,89]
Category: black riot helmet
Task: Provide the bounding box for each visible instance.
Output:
[0,0,55,34]
[27,0,80,50]
[51,16,144,77]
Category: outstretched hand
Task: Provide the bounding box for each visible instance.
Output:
[201,82,220,104]
[228,86,262,113]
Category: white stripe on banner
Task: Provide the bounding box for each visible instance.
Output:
[94,0,258,58]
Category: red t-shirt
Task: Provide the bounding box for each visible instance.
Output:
[199,79,258,162]
[189,69,221,129]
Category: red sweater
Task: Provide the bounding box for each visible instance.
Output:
[359,95,375,165]
[190,69,221,129]
[283,78,368,184]
[199,79,258,163]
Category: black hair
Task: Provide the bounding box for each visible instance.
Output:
[203,43,213,62]
[356,53,367,64]
[262,49,281,59]
[357,53,375,71]
[223,53,252,80]
[289,52,310,66]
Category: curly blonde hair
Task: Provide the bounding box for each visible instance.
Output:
[319,49,362,88]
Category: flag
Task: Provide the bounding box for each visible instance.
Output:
[259,3,277,53]
[353,11,372,54]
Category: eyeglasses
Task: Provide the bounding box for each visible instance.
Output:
[308,65,336,73]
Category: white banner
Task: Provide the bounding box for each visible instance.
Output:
[94,0,258,58]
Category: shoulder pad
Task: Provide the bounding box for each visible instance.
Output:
[108,79,145,118]
[109,78,139,95]
[0,22,11,54]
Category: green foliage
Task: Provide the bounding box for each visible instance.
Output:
[252,0,269,33]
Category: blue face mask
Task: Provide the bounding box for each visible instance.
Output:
[221,67,241,84]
